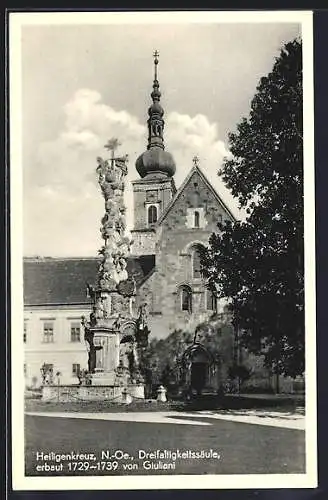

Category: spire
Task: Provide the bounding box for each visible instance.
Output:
[147,50,165,150]
[135,51,176,179]
[153,49,159,80]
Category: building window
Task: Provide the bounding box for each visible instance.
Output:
[23,321,27,343]
[72,363,81,376]
[180,285,192,313]
[192,246,203,279]
[194,211,200,228]
[43,322,54,343]
[206,289,217,312]
[70,322,81,342]
[148,205,158,224]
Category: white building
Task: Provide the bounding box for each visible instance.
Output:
[24,256,154,386]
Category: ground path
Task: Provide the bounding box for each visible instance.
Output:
[25,408,304,430]
[25,409,305,475]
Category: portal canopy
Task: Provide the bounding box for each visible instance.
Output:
[181,342,214,365]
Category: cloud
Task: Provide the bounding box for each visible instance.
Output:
[64,89,144,140]
[24,89,240,257]
[165,111,233,191]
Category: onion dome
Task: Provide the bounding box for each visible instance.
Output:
[136,50,176,179]
[136,148,176,179]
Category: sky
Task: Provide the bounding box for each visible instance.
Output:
[19,15,301,257]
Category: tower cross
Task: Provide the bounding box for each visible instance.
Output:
[193,155,200,167]
[153,50,159,80]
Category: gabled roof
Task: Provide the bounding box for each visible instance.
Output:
[24,255,155,306]
[156,164,236,226]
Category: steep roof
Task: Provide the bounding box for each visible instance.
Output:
[24,255,155,306]
[157,164,236,225]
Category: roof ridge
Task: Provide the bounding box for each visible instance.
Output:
[156,166,197,225]
[23,255,156,306]
[156,164,236,226]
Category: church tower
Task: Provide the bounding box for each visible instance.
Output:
[131,51,176,255]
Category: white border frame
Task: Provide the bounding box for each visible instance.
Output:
[9,9,317,490]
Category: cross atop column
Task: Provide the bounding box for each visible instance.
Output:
[104,138,121,160]
[193,155,200,167]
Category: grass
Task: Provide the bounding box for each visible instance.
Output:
[25,393,304,414]
[25,398,183,413]
[25,413,305,476]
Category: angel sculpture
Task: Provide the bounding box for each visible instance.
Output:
[84,330,103,374]
[96,157,108,184]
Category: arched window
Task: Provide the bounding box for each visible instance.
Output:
[206,289,217,312]
[192,246,203,279]
[148,205,158,224]
[180,285,192,313]
[194,211,200,228]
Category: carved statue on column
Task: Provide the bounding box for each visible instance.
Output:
[95,140,131,293]
[135,303,150,348]
[82,317,103,374]
[83,137,148,382]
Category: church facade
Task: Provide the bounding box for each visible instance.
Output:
[131,162,234,340]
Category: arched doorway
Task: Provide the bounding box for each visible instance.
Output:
[190,351,209,394]
[181,343,214,395]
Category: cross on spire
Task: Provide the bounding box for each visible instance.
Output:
[153,50,159,80]
[193,155,200,167]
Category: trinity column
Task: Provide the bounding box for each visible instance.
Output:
[81,139,149,387]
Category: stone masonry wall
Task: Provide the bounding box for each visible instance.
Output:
[137,169,234,339]
[132,178,174,231]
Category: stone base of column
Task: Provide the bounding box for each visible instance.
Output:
[90,371,117,386]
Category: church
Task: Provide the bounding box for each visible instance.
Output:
[24,54,234,387]
[24,54,299,393]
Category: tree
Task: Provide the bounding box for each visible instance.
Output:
[149,330,193,382]
[228,364,252,392]
[201,39,304,377]
[145,316,235,393]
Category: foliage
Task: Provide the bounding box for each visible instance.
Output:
[228,364,252,390]
[201,39,304,377]
[142,314,235,391]
[143,330,193,386]
[194,315,234,363]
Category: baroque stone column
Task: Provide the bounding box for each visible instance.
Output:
[81,139,136,382]
[81,139,151,389]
